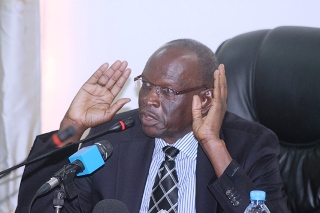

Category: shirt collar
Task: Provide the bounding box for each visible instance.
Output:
[155,131,198,160]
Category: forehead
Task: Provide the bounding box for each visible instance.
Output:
[142,47,199,86]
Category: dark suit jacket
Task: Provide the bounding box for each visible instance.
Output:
[16,109,289,213]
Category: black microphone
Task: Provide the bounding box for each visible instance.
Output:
[93,199,129,213]
[48,126,77,147]
[50,117,135,147]
[105,117,135,133]
[36,140,113,198]
[27,126,76,160]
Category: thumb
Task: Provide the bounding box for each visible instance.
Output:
[108,98,131,116]
[192,95,203,131]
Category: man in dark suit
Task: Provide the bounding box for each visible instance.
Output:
[16,39,289,212]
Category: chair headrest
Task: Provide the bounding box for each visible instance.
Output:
[216,26,320,144]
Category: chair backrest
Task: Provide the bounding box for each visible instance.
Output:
[216,26,320,213]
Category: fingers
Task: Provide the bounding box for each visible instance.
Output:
[219,64,227,101]
[213,64,227,102]
[109,68,131,96]
[104,61,128,89]
[86,62,110,84]
[205,64,227,121]
[97,60,127,87]
[213,68,221,101]
[88,60,131,95]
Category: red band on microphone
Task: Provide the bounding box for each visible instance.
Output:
[52,133,63,146]
[119,120,126,131]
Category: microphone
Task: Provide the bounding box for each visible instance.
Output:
[36,140,113,198]
[93,199,129,213]
[48,126,77,147]
[27,126,76,160]
[106,117,135,133]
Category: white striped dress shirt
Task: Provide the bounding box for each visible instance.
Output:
[139,132,198,213]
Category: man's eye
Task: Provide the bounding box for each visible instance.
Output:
[142,81,152,88]
[163,87,176,94]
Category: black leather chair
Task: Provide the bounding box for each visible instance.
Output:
[216,26,320,213]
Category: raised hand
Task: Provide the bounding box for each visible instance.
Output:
[192,64,231,176]
[192,64,227,144]
[60,60,131,141]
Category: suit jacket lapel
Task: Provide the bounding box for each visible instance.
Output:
[196,145,218,213]
[115,128,155,212]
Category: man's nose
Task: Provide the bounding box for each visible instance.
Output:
[143,85,161,107]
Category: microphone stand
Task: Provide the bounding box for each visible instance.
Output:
[52,162,82,212]
[53,186,65,213]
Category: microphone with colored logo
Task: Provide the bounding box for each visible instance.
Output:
[36,140,113,198]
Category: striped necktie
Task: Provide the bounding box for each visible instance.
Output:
[148,146,180,213]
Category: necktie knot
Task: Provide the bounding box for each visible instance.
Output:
[163,146,179,161]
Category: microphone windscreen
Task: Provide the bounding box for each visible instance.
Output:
[69,145,104,176]
[95,140,113,161]
[57,126,77,142]
[92,199,129,213]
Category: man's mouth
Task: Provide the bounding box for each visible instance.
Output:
[139,110,159,126]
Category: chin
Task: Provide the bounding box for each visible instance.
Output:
[141,125,163,138]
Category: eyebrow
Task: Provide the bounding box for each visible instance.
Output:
[139,74,184,89]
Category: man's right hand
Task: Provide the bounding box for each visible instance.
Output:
[59,60,131,142]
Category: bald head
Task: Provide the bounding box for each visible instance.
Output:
[150,39,219,87]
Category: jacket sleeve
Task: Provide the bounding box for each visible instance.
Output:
[207,127,290,213]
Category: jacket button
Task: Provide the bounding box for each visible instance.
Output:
[232,200,240,206]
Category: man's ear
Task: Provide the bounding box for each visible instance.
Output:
[199,89,213,116]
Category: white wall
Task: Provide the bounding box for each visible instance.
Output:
[41,0,320,133]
